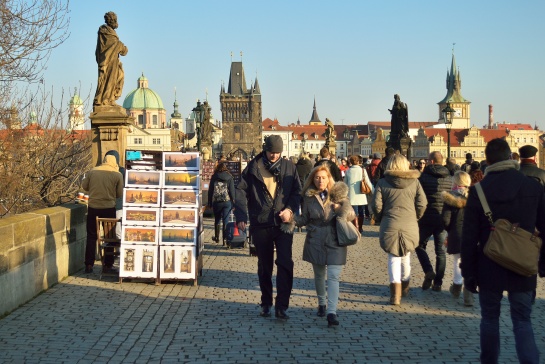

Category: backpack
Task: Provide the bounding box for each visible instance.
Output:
[213,180,229,202]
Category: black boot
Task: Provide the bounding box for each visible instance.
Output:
[212,225,220,242]
[317,305,326,317]
[327,313,339,327]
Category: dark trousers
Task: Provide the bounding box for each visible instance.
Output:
[415,223,447,286]
[251,226,294,310]
[213,201,232,233]
[85,206,116,266]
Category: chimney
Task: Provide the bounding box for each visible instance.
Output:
[488,104,494,129]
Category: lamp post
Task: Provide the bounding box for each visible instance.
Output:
[301,133,307,153]
[192,100,205,152]
[442,102,455,158]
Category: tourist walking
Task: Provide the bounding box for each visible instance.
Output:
[234,135,302,320]
[280,166,355,327]
[441,170,473,306]
[370,154,427,305]
[461,138,545,364]
[344,155,373,232]
[207,162,235,243]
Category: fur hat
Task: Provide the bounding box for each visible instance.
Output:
[264,135,283,153]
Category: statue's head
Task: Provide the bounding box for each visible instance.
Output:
[394,94,400,100]
[104,12,118,28]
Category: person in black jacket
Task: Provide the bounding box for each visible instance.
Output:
[518,145,545,187]
[295,153,313,187]
[314,147,342,182]
[415,151,452,291]
[235,135,302,320]
[207,162,236,243]
[461,138,545,364]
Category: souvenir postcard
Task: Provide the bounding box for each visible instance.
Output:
[120,244,158,279]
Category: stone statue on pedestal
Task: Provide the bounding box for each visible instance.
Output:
[387,94,410,155]
[93,12,128,108]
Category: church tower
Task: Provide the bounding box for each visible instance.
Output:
[437,52,471,129]
[68,89,85,130]
[308,97,321,125]
[220,59,262,159]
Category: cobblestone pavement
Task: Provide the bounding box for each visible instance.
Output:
[0,218,544,363]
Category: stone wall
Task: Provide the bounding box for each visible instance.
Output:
[0,203,87,317]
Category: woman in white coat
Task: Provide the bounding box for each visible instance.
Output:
[344,155,374,232]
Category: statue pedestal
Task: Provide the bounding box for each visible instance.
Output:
[90,107,135,167]
[399,136,412,159]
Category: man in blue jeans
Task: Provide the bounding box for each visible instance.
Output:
[415,151,452,291]
[462,138,545,363]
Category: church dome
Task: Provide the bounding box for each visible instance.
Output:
[123,73,164,110]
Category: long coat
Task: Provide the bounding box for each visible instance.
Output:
[441,190,467,254]
[294,182,355,266]
[344,165,374,206]
[371,169,427,257]
[418,164,452,227]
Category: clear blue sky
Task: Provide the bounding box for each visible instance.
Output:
[43,0,545,129]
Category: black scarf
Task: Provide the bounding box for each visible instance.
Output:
[262,154,282,182]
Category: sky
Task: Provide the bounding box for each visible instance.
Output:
[42,0,545,129]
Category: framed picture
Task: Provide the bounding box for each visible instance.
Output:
[198,230,204,254]
[160,208,198,227]
[122,226,159,245]
[125,170,162,188]
[159,245,196,279]
[120,244,158,279]
[162,189,198,208]
[123,188,160,207]
[160,227,196,244]
[123,208,160,227]
[162,171,199,189]
[163,152,200,171]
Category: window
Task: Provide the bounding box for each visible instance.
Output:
[138,115,144,124]
[134,138,142,144]
[153,115,158,126]
[294,143,298,149]
[234,126,242,141]
[341,144,344,150]
[152,138,160,145]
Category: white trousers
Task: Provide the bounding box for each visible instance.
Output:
[387,252,411,283]
[452,253,463,285]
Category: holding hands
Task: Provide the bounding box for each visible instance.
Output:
[278,209,293,223]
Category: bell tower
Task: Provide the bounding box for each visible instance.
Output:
[437,50,471,129]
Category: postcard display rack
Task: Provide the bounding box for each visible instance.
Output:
[119,150,204,285]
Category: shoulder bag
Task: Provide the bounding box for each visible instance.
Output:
[336,217,361,246]
[474,183,542,277]
[360,171,372,194]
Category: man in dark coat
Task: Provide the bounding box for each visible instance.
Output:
[461,138,545,364]
[295,153,313,187]
[314,147,342,182]
[518,145,545,187]
[375,147,395,182]
[235,135,302,320]
[415,151,452,291]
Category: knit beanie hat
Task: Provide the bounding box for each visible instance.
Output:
[264,135,283,153]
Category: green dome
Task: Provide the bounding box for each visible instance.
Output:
[123,73,164,110]
[69,94,83,105]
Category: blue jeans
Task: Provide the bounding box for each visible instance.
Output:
[415,224,447,286]
[213,201,232,233]
[479,289,539,364]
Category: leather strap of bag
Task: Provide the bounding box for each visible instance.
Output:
[474,183,495,226]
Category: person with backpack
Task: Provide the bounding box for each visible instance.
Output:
[208,162,235,243]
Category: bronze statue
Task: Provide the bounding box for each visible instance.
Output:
[200,101,213,146]
[93,12,128,107]
[388,94,408,138]
[325,118,335,140]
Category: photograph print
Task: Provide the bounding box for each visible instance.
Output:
[123,188,160,207]
[159,245,195,279]
[163,171,199,189]
[162,189,198,208]
[161,208,198,227]
[125,170,162,188]
[160,227,196,244]
[163,152,199,171]
[122,226,159,245]
[123,208,160,226]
